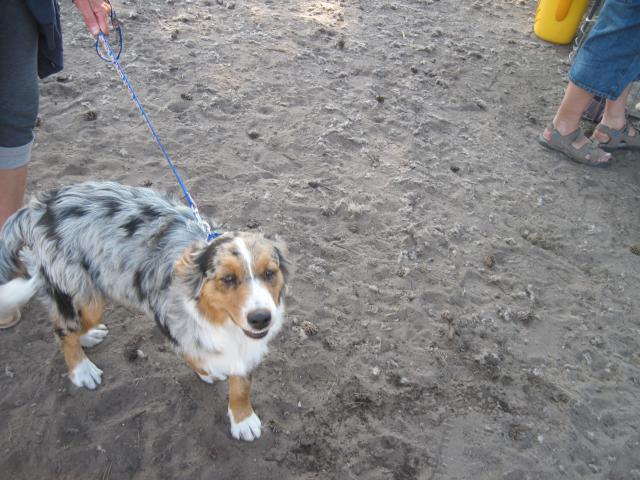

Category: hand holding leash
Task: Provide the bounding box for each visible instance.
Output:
[73,0,112,37]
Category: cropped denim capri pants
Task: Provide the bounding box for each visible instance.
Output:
[570,0,640,101]
[0,0,39,170]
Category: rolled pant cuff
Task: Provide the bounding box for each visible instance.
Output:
[0,141,32,169]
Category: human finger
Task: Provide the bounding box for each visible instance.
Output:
[74,0,101,36]
[91,0,112,36]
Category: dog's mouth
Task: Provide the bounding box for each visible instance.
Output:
[242,328,269,340]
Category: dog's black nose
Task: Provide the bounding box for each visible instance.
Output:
[247,309,271,330]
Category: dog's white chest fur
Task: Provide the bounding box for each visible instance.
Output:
[200,321,270,378]
[180,300,284,378]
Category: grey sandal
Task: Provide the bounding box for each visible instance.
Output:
[594,122,640,151]
[539,125,612,167]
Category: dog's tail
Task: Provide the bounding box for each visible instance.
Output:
[0,208,37,318]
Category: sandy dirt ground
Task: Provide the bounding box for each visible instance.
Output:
[1,0,640,479]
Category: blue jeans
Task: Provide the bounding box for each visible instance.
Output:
[570,0,640,100]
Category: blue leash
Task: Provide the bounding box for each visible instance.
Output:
[96,29,221,242]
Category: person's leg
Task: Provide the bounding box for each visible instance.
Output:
[550,82,595,137]
[591,83,639,146]
[541,0,640,163]
[601,84,633,130]
[541,82,611,164]
[0,165,28,229]
[0,0,39,230]
[0,0,38,329]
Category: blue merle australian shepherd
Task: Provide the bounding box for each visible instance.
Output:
[0,181,288,441]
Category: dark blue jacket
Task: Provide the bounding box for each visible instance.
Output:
[26,0,63,78]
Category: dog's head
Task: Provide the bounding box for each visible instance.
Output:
[175,232,288,340]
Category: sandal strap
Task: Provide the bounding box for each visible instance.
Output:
[549,124,583,146]
[595,123,628,137]
[595,122,640,149]
[577,139,604,157]
[595,123,626,148]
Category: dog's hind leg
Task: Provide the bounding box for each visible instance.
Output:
[53,301,105,390]
[79,298,108,348]
[227,375,261,441]
[55,327,103,390]
[60,330,103,389]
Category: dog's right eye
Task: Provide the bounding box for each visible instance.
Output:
[221,274,237,287]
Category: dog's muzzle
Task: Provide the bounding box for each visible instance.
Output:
[243,309,271,339]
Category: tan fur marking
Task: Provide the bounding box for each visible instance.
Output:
[61,332,87,373]
[239,235,286,303]
[182,353,209,377]
[228,375,253,422]
[198,273,251,329]
[174,246,196,278]
[50,313,86,373]
[254,254,285,305]
[79,298,105,333]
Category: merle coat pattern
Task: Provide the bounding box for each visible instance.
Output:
[0,181,288,441]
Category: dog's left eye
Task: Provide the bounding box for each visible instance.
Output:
[263,269,276,281]
[222,274,238,286]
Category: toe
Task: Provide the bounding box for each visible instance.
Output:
[70,358,103,390]
[229,410,262,441]
[80,325,109,348]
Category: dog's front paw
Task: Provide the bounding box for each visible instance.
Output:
[197,370,227,384]
[228,409,261,441]
[70,358,103,390]
[80,324,109,348]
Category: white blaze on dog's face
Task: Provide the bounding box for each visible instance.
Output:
[186,233,287,339]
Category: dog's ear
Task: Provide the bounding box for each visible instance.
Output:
[174,240,210,298]
[272,235,290,280]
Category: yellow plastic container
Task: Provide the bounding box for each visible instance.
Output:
[534,0,589,45]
